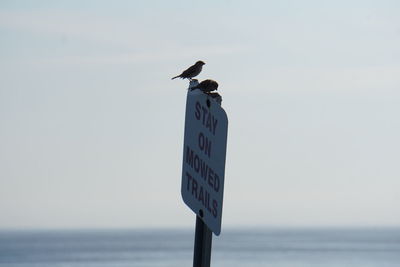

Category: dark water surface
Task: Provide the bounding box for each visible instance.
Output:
[0,228,399,266]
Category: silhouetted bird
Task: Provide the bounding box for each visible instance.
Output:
[172,61,205,80]
[191,79,219,92]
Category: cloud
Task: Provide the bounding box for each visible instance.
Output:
[0,9,246,66]
[222,65,400,94]
[0,9,137,46]
[266,66,400,92]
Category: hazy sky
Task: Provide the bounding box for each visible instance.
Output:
[1,0,399,230]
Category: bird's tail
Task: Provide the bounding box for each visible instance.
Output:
[171,75,180,80]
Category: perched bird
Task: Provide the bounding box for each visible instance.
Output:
[191,79,219,92]
[172,61,205,80]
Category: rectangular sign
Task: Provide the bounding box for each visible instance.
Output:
[181,89,228,235]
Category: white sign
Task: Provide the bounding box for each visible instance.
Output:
[181,89,228,235]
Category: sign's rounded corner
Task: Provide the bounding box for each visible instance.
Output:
[181,188,189,205]
[214,229,221,236]
[219,108,228,125]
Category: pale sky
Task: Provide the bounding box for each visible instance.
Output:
[1,0,399,230]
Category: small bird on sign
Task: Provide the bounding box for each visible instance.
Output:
[171,61,205,80]
[191,79,219,92]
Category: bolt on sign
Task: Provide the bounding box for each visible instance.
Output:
[181,90,228,235]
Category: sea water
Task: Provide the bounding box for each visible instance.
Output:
[0,228,399,267]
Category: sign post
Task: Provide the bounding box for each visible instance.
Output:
[181,83,228,267]
[193,215,213,267]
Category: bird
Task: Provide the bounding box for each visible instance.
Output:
[191,79,219,92]
[171,61,205,80]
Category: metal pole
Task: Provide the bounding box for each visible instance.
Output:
[193,215,213,267]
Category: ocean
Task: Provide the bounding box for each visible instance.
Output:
[0,228,399,267]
